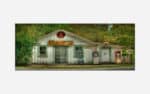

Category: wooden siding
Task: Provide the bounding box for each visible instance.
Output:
[32,30,123,64]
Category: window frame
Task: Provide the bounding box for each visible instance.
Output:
[38,46,47,57]
[74,46,84,58]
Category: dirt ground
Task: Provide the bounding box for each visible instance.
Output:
[16,64,135,70]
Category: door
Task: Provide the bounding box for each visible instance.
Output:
[101,49,110,62]
[74,46,84,64]
[55,46,67,64]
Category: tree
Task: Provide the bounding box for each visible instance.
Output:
[16,24,40,65]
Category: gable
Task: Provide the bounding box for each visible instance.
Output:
[37,30,97,46]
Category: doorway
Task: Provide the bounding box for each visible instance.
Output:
[101,49,110,63]
[55,46,68,64]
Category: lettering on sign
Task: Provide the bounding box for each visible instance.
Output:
[48,40,73,46]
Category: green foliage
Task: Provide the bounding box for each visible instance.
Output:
[32,24,70,35]
[16,24,40,65]
[122,49,128,56]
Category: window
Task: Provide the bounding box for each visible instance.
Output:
[92,51,99,57]
[74,46,84,58]
[39,46,47,57]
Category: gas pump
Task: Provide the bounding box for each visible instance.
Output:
[115,51,122,64]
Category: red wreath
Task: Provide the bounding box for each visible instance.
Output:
[57,31,66,38]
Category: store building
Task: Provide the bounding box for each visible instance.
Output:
[32,30,123,64]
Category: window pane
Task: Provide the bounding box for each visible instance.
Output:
[74,46,83,58]
[39,46,46,56]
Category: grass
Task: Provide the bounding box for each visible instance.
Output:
[16,63,135,70]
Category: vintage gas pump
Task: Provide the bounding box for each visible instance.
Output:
[115,51,122,64]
